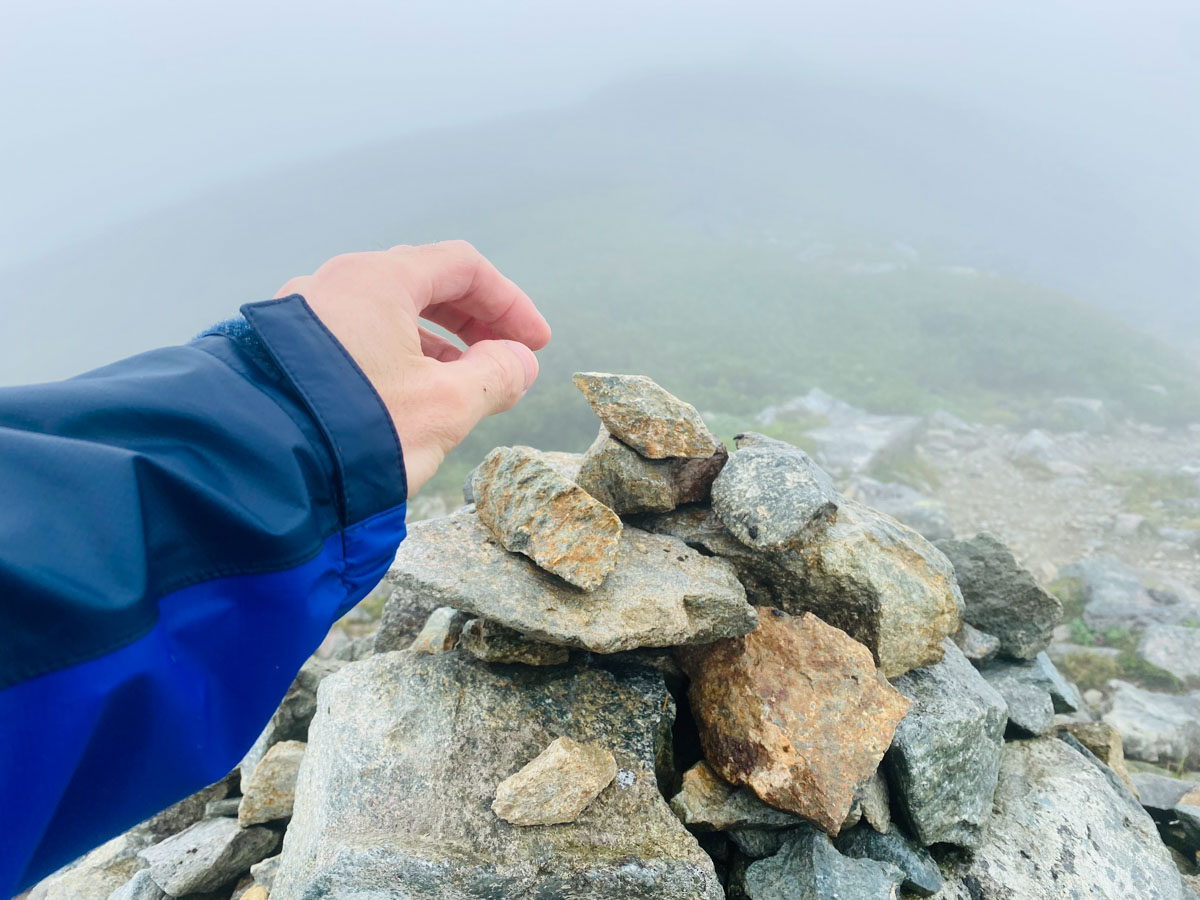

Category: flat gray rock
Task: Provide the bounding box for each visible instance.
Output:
[710,442,838,551]
[986,674,1054,737]
[26,831,153,900]
[732,824,904,900]
[886,641,1008,848]
[1104,680,1200,768]
[271,650,723,900]
[929,739,1192,900]
[981,652,1080,713]
[572,372,719,459]
[385,509,757,653]
[139,818,279,896]
[835,825,942,897]
[1059,556,1200,632]
[1131,772,1200,819]
[935,533,1062,659]
[577,426,727,514]
[1139,624,1200,682]
[654,500,962,678]
[471,445,622,590]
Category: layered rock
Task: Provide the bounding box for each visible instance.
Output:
[886,640,1008,848]
[386,510,756,653]
[271,650,723,899]
[935,533,1062,659]
[678,609,910,833]
[930,739,1191,899]
[577,426,727,514]
[572,372,719,459]
[472,444,622,590]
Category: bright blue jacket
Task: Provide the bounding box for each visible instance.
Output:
[0,295,409,894]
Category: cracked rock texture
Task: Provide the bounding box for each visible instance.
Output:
[678,608,909,833]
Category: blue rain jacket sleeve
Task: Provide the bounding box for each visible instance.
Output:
[0,295,409,894]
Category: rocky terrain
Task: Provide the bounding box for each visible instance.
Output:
[22,377,1200,900]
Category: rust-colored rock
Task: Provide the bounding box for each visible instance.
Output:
[1062,721,1138,796]
[471,445,622,591]
[678,608,910,834]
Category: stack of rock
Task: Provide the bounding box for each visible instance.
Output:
[25,374,1197,900]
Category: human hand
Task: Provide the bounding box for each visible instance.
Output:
[275,240,551,496]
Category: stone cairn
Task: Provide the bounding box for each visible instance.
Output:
[26,375,1199,900]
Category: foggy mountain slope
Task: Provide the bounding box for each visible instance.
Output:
[2,66,1196,404]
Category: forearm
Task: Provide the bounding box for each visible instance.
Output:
[0,296,408,893]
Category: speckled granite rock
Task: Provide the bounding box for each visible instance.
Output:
[458,617,571,666]
[139,818,279,896]
[936,533,1062,659]
[463,447,583,503]
[471,445,622,590]
[669,761,804,831]
[572,372,719,459]
[710,441,838,551]
[386,510,756,653]
[577,426,727,514]
[730,824,904,900]
[271,650,723,900]
[835,825,942,897]
[678,609,910,833]
[643,501,962,678]
[980,669,1054,737]
[238,740,305,826]
[492,737,617,825]
[929,739,1191,900]
[886,640,1008,848]
[406,606,470,654]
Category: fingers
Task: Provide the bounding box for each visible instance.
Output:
[418,327,463,362]
[437,339,539,429]
[388,241,552,350]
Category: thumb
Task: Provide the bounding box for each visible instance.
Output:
[440,339,539,428]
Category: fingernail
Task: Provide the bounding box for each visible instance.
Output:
[502,340,538,391]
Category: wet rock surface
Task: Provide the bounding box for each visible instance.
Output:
[472,444,623,590]
[272,650,723,900]
[886,641,1008,848]
[386,509,756,653]
[679,608,909,833]
[936,533,1062,659]
[572,372,719,459]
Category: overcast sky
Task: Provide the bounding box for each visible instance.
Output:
[2,0,1197,270]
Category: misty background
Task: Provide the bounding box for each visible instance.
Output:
[2,0,1198,491]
